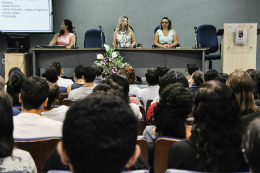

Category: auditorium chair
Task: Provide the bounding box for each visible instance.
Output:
[138,119,146,135]
[154,137,184,173]
[146,99,153,113]
[15,137,61,173]
[137,137,149,162]
[58,93,68,105]
[139,105,146,119]
[62,98,76,106]
[59,87,67,94]
[186,125,192,138]
[197,24,221,69]
[185,117,194,126]
[84,29,106,48]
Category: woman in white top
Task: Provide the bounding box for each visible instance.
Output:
[113,15,136,48]
[0,88,36,172]
[154,17,178,48]
[42,83,68,122]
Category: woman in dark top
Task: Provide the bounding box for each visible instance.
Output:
[168,80,249,172]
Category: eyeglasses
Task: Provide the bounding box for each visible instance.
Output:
[162,22,169,24]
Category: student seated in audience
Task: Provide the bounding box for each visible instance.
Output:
[50,61,73,87]
[44,67,59,85]
[93,64,104,85]
[242,118,260,173]
[57,95,141,173]
[93,79,142,118]
[203,69,218,82]
[215,72,229,84]
[42,83,69,122]
[108,72,141,105]
[13,76,62,138]
[137,68,159,110]
[5,67,22,90]
[0,88,36,172]
[68,66,96,99]
[66,65,85,93]
[190,70,204,94]
[121,65,140,95]
[156,65,170,81]
[147,69,189,121]
[186,63,199,86]
[143,83,193,170]
[227,69,259,116]
[167,81,248,172]
[7,71,25,106]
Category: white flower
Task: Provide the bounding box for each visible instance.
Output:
[112,52,117,58]
[104,44,110,51]
[97,54,104,59]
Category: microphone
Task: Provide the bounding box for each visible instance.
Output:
[99,26,103,48]
[99,26,102,31]
[194,27,198,48]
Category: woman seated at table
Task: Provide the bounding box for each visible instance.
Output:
[113,15,136,48]
[154,17,178,48]
[49,19,75,48]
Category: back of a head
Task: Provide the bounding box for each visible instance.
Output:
[243,118,260,173]
[75,65,85,79]
[154,83,193,138]
[192,70,204,86]
[215,73,229,84]
[92,79,129,103]
[93,64,103,77]
[62,95,138,173]
[156,65,170,78]
[145,68,159,85]
[120,65,136,84]
[8,67,21,76]
[46,83,60,110]
[254,71,260,100]
[21,76,49,110]
[0,88,14,158]
[246,69,256,80]
[107,72,129,97]
[82,67,96,83]
[204,69,218,82]
[7,71,25,106]
[45,67,58,83]
[159,69,189,95]
[0,75,4,89]
[187,63,199,75]
[50,61,62,76]
[227,69,258,116]
[192,80,247,172]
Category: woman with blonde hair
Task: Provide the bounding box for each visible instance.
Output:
[227,69,259,116]
[113,16,136,48]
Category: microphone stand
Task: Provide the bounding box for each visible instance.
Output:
[99,26,103,48]
[72,27,77,48]
[194,27,198,48]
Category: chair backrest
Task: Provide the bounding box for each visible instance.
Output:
[154,137,183,173]
[137,138,149,163]
[154,25,160,34]
[84,29,106,48]
[62,98,76,106]
[185,117,194,126]
[185,125,192,138]
[139,105,146,119]
[15,137,61,173]
[146,99,153,113]
[197,25,218,54]
[58,93,68,105]
[138,119,146,135]
[59,87,67,94]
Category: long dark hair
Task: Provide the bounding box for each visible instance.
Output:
[160,17,172,30]
[0,88,14,157]
[45,83,60,110]
[192,81,248,172]
[59,19,73,36]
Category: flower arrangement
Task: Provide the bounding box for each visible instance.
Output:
[94,44,130,78]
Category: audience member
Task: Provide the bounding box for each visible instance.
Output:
[42,83,68,122]
[93,64,104,84]
[187,63,199,86]
[156,65,170,81]
[190,70,204,94]
[5,67,22,90]
[7,71,25,106]
[143,83,193,170]
[167,81,248,172]
[246,69,256,81]
[227,69,259,116]
[121,65,140,95]
[13,76,62,138]
[204,69,218,82]
[108,72,141,105]
[50,61,73,87]
[67,65,85,93]
[93,79,142,118]
[147,69,189,121]
[68,67,96,99]
[137,68,159,110]
[215,73,229,84]
[45,67,59,85]
[57,95,140,173]
[242,118,260,173]
[254,72,260,105]
[0,88,36,172]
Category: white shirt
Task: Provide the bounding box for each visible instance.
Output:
[57,77,74,88]
[0,149,37,173]
[129,103,142,119]
[151,96,160,105]
[129,84,141,95]
[42,105,69,123]
[137,85,159,111]
[13,113,63,138]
